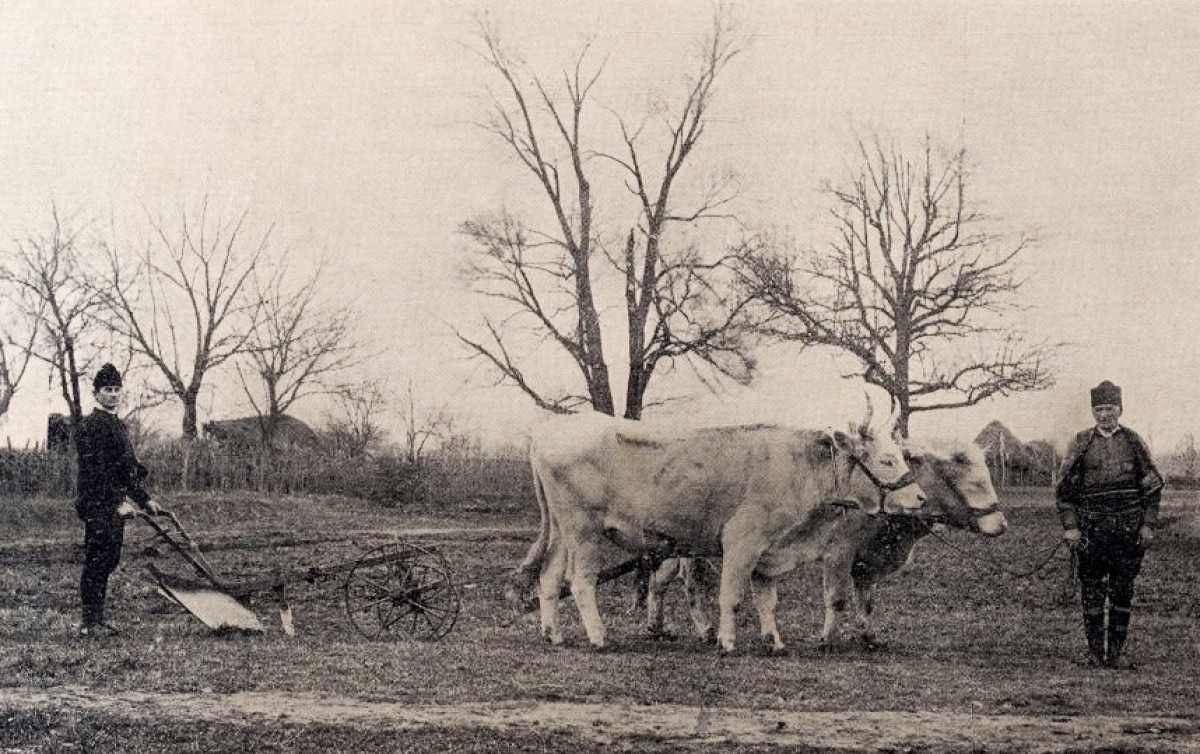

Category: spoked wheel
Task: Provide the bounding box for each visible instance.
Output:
[344,542,460,641]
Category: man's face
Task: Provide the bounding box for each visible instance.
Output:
[1092,404,1121,431]
[96,385,122,410]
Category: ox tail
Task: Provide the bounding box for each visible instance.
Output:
[504,457,551,612]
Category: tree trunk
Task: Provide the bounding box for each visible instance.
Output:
[262,412,281,458]
[624,357,653,421]
[893,363,911,439]
[181,396,199,439]
[61,359,85,456]
[625,322,647,420]
[576,277,614,416]
[181,439,193,492]
[624,376,644,420]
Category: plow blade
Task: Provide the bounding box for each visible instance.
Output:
[149,565,265,633]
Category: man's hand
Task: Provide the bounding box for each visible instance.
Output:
[1063,528,1083,549]
[143,499,164,516]
[115,501,138,518]
[1138,525,1155,547]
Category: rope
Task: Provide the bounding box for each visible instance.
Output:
[918,519,1071,580]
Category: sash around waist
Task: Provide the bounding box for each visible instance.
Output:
[1075,500,1145,518]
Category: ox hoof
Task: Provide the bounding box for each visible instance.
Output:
[757,635,786,655]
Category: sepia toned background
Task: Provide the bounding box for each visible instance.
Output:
[2,0,1198,454]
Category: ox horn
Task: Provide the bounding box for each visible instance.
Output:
[886,393,900,433]
[860,392,874,431]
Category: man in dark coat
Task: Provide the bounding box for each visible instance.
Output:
[75,363,161,636]
[1055,380,1162,669]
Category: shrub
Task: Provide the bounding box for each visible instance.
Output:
[0,449,73,498]
[0,434,533,511]
[357,453,428,506]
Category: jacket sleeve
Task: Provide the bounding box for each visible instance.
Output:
[75,418,104,508]
[122,462,151,506]
[1054,431,1087,530]
[1126,430,1164,528]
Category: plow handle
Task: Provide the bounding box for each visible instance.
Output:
[135,509,226,590]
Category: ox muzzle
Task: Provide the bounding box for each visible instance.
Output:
[848,456,926,515]
[918,470,1008,535]
[968,502,1008,535]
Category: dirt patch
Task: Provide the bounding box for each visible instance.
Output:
[2,686,1198,752]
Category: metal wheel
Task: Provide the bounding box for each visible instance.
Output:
[344,542,460,641]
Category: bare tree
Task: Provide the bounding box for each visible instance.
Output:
[397,381,452,464]
[458,11,755,420]
[235,259,361,448]
[0,208,105,436]
[740,135,1055,436]
[0,333,37,419]
[0,240,43,421]
[96,198,269,438]
[323,380,388,459]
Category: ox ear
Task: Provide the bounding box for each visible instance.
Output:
[817,429,855,457]
[838,429,856,449]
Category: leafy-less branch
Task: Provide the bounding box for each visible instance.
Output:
[93,197,269,438]
[233,257,364,450]
[739,134,1056,436]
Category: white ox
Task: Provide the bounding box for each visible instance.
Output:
[508,409,926,652]
[644,440,1007,649]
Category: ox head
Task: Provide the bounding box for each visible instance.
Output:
[822,398,926,515]
[905,442,1007,536]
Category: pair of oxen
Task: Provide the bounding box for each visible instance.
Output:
[508,404,1008,653]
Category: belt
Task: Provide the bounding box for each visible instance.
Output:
[1076,501,1145,517]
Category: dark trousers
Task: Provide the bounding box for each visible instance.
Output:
[80,513,126,626]
[1076,509,1144,658]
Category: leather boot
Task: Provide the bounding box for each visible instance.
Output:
[1084,608,1106,666]
[1105,606,1133,669]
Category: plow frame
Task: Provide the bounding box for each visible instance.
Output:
[136,511,461,642]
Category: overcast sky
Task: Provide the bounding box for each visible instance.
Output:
[2,0,1198,452]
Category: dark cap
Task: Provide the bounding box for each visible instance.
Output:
[93,363,123,392]
[1090,380,1121,408]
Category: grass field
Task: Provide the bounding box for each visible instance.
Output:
[1,488,1198,752]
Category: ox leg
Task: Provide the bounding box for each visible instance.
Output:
[717,516,767,653]
[716,556,757,653]
[537,530,567,645]
[820,549,856,647]
[683,559,715,642]
[750,573,785,652]
[853,572,882,649]
[645,558,680,637]
[565,538,608,649]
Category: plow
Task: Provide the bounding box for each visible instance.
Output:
[135,509,461,642]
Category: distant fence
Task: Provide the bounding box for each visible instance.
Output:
[0,441,533,509]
